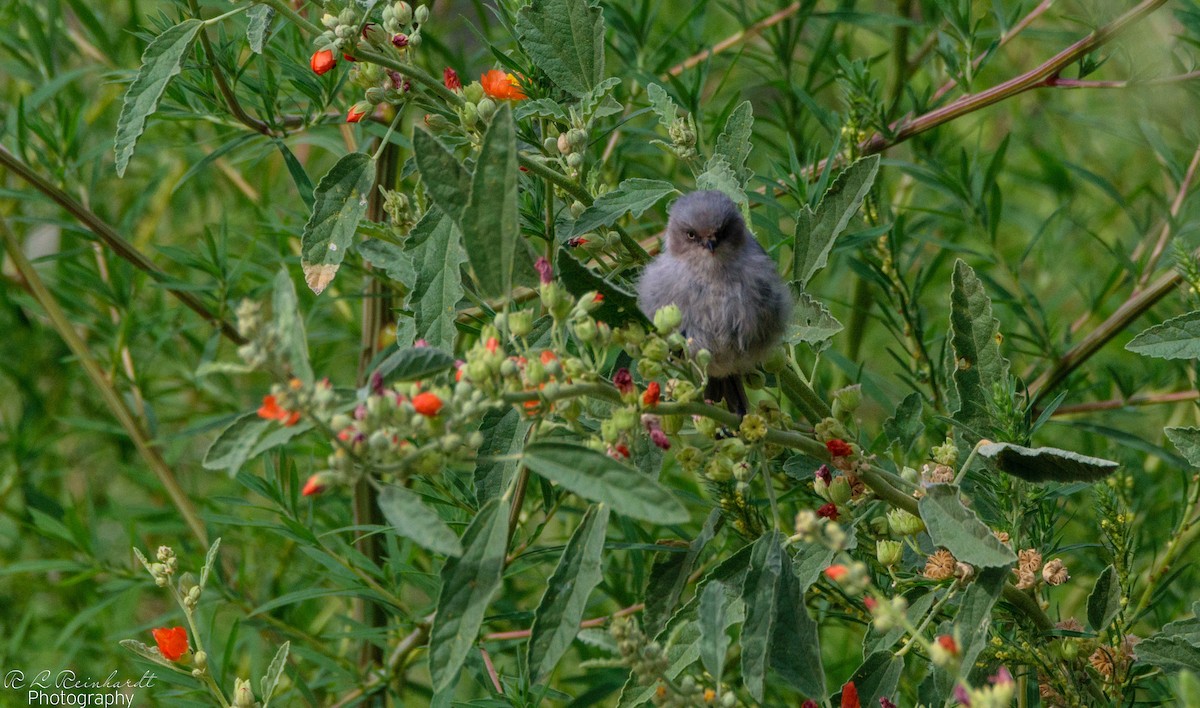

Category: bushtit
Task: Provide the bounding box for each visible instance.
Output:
[637,190,792,415]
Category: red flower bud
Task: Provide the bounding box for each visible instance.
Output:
[613,368,634,395]
[817,502,840,520]
[302,474,328,496]
[826,438,854,457]
[392,33,409,48]
[824,564,849,582]
[443,67,461,90]
[342,53,357,62]
[347,105,369,123]
[642,381,661,407]
[840,681,861,708]
[310,49,336,75]
[412,392,443,416]
[151,626,189,661]
[534,256,553,284]
[936,634,959,655]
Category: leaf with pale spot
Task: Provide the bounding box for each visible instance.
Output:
[301,152,376,294]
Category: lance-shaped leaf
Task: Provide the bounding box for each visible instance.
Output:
[1138,602,1200,673]
[371,346,455,382]
[515,0,604,97]
[405,208,466,351]
[301,152,376,294]
[740,531,783,702]
[884,392,924,449]
[643,510,719,637]
[1088,565,1121,632]
[922,567,1008,701]
[378,484,463,557]
[698,580,730,685]
[918,484,1016,568]
[1167,427,1200,468]
[357,239,416,285]
[474,408,530,505]
[114,19,202,177]
[522,442,688,524]
[203,413,270,475]
[461,106,522,298]
[555,247,647,325]
[570,179,677,237]
[413,128,471,224]
[1127,311,1200,360]
[710,101,754,186]
[246,5,274,53]
[272,270,313,383]
[528,504,609,682]
[948,259,1009,439]
[770,558,825,698]
[792,155,879,287]
[843,652,901,708]
[429,498,509,694]
[260,641,289,708]
[977,442,1118,483]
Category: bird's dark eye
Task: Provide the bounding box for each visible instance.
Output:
[685,229,697,240]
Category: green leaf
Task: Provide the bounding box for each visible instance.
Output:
[372,346,456,382]
[528,504,610,682]
[429,498,510,694]
[413,128,471,224]
[555,247,647,325]
[1087,565,1121,632]
[474,408,530,505]
[570,179,677,237]
[953,566,1008,675]
[947,259,1009,439]
[1167,427,1200,467]
[864,589,936,655]
[710,101,754,185]
[918,484,1016,568]
[884,392,924,449]
[522,442,688,524]
[646,83,679,129]
[1138,602,1200,674]
[515,0,604,97]
[405,207,466,351]
[199,537,221,591]
[843,651,901,707]
[300,152,376,294]
[785,291,843,346]
[260,641,289,708]
[515,98,569,122]
[202,412,270,475]
[976,442,1119,483]
[461,105,522,298]
[276,140,315,211]
[792,155,879,287]
[580,77,623,120]
[114,19,202,177]
[740,531,783,702]
[272,269,313,383]
[358,239,416,285]
[698,580,729,685]
[378,484,463,557]
[696,157,745,211]
[643,510,719,637]
[246,5,274,54]
[770,557,825,698]
[1127,311,1200,360]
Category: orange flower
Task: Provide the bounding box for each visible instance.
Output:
[824,564,849,582]
[257,395,301,427]
[310,49,336,75]
[302,473,329,496]
[540,350,557,365]
[480,69,527,100]
[840,681,861,708]
[642,381,661,407]
[412,392,443,417]
[347,104,370,123]
[151,626,189,661]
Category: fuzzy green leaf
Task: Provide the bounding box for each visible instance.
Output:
[740,531,783,702]
[1137,602,1200,673]
[696,157,745,210]
[1088,565,1121,632]
[948,259,1009,439]
[710,101,754,185]
[246,5,274,54]
[529,504,610,682]
[643,510,719,637]
[515,0,604,97]
[570,179,677,237]
[474,408,530,505]
[272,269,313,383]
[372,346,455,382]
[843,651,901,707]
[429,498,509,694]
[884,392,924,449]
[461,106,522,298]
[770,557,825,698]
[918,484,1016,568]
[555,247,647,325]
[357,239,416,286]
[202,413,270,475]
[785,291,843,346]
[378,484,463,557]
[300,152,376,294]
[646,83,679,128]
[698,580,730,685]
[114,19,202,177]
[404,207,466,351]
[515,98,569,122]
[413,128,471,224]
[792,155,879,287]
[522,442,688,524]
[260,641,289,708]
[1127,311,1200,360]
[199,537,221,591]
[1167,427,1200,468]
[977,442,1118,483]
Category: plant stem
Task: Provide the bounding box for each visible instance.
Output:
[778,365,832,422]
[0,216,210,549]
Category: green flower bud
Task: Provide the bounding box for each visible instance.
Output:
[887,508,925,536]
[744,369,765,390]
[408,30,422,47]
[338,8,357,25]
[831,384,863,418]
[642,337,668,362]
[652,304,682,335]
[932,438,958,466]
[695,348,712,370]
[612,407,638,432]
[477,97,497,121]
[828,475,852,504]
[573,317,598,342]
[364,86,385,104]
[414,4,429,23]
[569,201,586,218]
[622,324,646,347]
[395,1,413,25]
[876,539,903,567]
[638,360,664,379]
[694,416,718,438]
[543,136,559,152]
[705,456,734,482]
[508,310,533,338]
[566,152,584,169]
[499,359,519,378]
[334,24,356,39]
[463,81,484,103]
[762,346,787,373]
[461,102,478,129]
[525,359,547,386]
[424,113,452,133]
[322,13,339,28]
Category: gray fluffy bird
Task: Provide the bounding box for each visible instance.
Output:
[637,190,792,415]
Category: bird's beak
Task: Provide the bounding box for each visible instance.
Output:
[703,240,716,253]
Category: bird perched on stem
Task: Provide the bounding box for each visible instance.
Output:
[637,190,792,415]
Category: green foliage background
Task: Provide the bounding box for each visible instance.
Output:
[5,0,1200,704]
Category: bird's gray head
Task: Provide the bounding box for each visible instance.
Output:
[665,190,746,259]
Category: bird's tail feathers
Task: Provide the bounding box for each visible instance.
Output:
[705,375,749,417]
